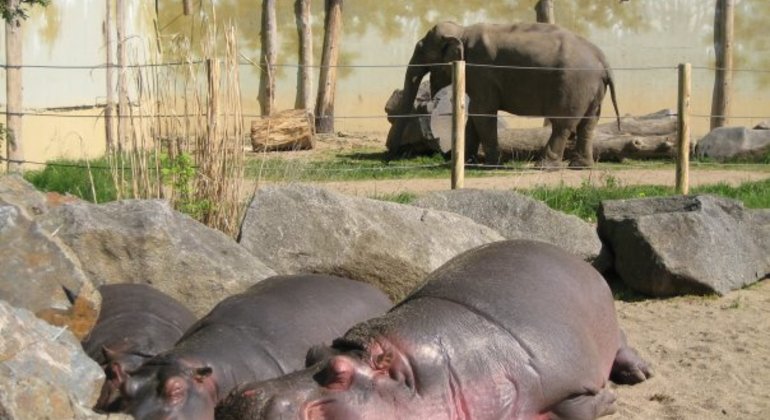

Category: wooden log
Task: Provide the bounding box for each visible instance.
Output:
[497,110,679,162]
[251,109,316,152]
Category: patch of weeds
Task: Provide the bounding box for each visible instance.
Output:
[370,191,417,204]
[23,158,119,203]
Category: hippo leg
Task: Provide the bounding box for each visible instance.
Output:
[545,386,617,420]
[610,331,653,385]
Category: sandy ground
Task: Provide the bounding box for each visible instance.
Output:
[610,280,770,419]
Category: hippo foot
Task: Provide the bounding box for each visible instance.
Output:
[610,344,654,385]
[544,386,617,420]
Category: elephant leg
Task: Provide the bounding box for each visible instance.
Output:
[464,119,481,164]
[539,120,576,169]
[570,111,600,169]
[473,115,500,165]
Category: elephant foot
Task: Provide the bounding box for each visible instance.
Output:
[568,157,594,170]
[535,158,567,172]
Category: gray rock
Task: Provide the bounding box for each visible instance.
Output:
[754,120,769,130]
[38,199,276,317]
[0,300,104,419]
[695,126,770,161]
[411,189,610,271]
[239,184,504,301]
[598,195,769,296]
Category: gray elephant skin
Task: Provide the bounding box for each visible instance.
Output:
[83,284,198,413]
[216,240,651,420]
[114,274,391,420]
[386,22,620,168]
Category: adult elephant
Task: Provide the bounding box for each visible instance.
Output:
[386,21,620,168]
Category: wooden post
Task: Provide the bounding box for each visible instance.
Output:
[710,0,734,130]
[534,0,555,24]
[258,0,277,117]
[116,0,128,152]
[294,0,313,110]
[5,0,23,172]
[451,61,466,190]
[676,63,691,195]
[315,0,343,134]
[183,0,192,15]
[104,0,116,152]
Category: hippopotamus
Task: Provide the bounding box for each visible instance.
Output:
[81,283,197,413]
[217,240,652,420]
[118,274,391,420]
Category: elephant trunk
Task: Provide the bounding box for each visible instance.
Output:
[385,53,430,158]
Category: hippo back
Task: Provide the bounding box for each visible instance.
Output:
[82,283,197,366]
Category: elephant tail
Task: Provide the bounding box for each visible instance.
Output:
[607,75,621,132]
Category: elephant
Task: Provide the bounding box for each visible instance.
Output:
[385,21,620,168]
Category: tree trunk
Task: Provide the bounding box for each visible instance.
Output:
[315,0,343,134]
[710,0,734,130]
[258,0,277,117]
[5,0,23,172]
[294,0,313,110]
[534,0,555,24]
[182,0,192,15]
[103,0,116,152]
[116,0,128,152]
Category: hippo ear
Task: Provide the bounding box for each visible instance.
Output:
[163,376,188,406]
[322,356,355,391]
[102,345,121,363]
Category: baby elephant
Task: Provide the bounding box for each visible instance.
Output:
[217,240,652,420]
[118,274,391,420]
[82,283,197,413]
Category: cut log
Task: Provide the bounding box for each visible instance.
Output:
[251,109,316,152]
[498,110,679,162]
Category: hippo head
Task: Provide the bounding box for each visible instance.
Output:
[94,345,154,412]
[118,355,218,420]
[217,337,418,420]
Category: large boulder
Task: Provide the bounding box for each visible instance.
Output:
[37,199,276,316]
[598,195,770,296]
[239,184,504,300]
[411,189,610,271]
[0,300,105,419]
[695,126,770,162]
[0,176,101,339]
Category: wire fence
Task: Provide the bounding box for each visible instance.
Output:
[2,59,769,181]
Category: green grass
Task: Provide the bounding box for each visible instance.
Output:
[519,177,770,222]
[23,158,119,203]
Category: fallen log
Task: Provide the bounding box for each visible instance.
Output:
[251,109,315,152]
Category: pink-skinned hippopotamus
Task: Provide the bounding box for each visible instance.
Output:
[216,240,652,420]
[82,283,197,413]
[116,274,391,420]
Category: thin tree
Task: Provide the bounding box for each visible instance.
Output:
[103,0,115,152]
[315,0,342,133]
[182,0,192,15]
[294,0,313,110]
[2,0,49,173]
[258,0,277,116]
[710,0,734,130]
[116,0,128,152]
[534,0,555,24]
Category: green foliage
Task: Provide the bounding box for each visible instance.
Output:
[160,152,211,220]
[1,0,50,22]
[370,191,417,204]
[23,158,118,203]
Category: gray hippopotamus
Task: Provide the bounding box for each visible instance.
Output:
[118,274,391,420]
[217,240,652,420]
[81,283,197,413]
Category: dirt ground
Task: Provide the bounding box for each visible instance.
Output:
[260,135,770,419]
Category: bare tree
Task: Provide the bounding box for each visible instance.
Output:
[103,0,115,152]
[710,0,734,130]
[534,0,555,24]
[294,0,313,111]
[258,0,277,116]
[182,0,192,15]
[4,0,23,172]
[116,0,128,152]
[315,0,343,133]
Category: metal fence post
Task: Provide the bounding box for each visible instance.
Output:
[451,60,466,190]
[676,63,691,195]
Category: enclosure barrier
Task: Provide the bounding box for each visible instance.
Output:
[1,58,768,195]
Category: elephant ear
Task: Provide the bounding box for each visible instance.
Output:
[440,36,464,62]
